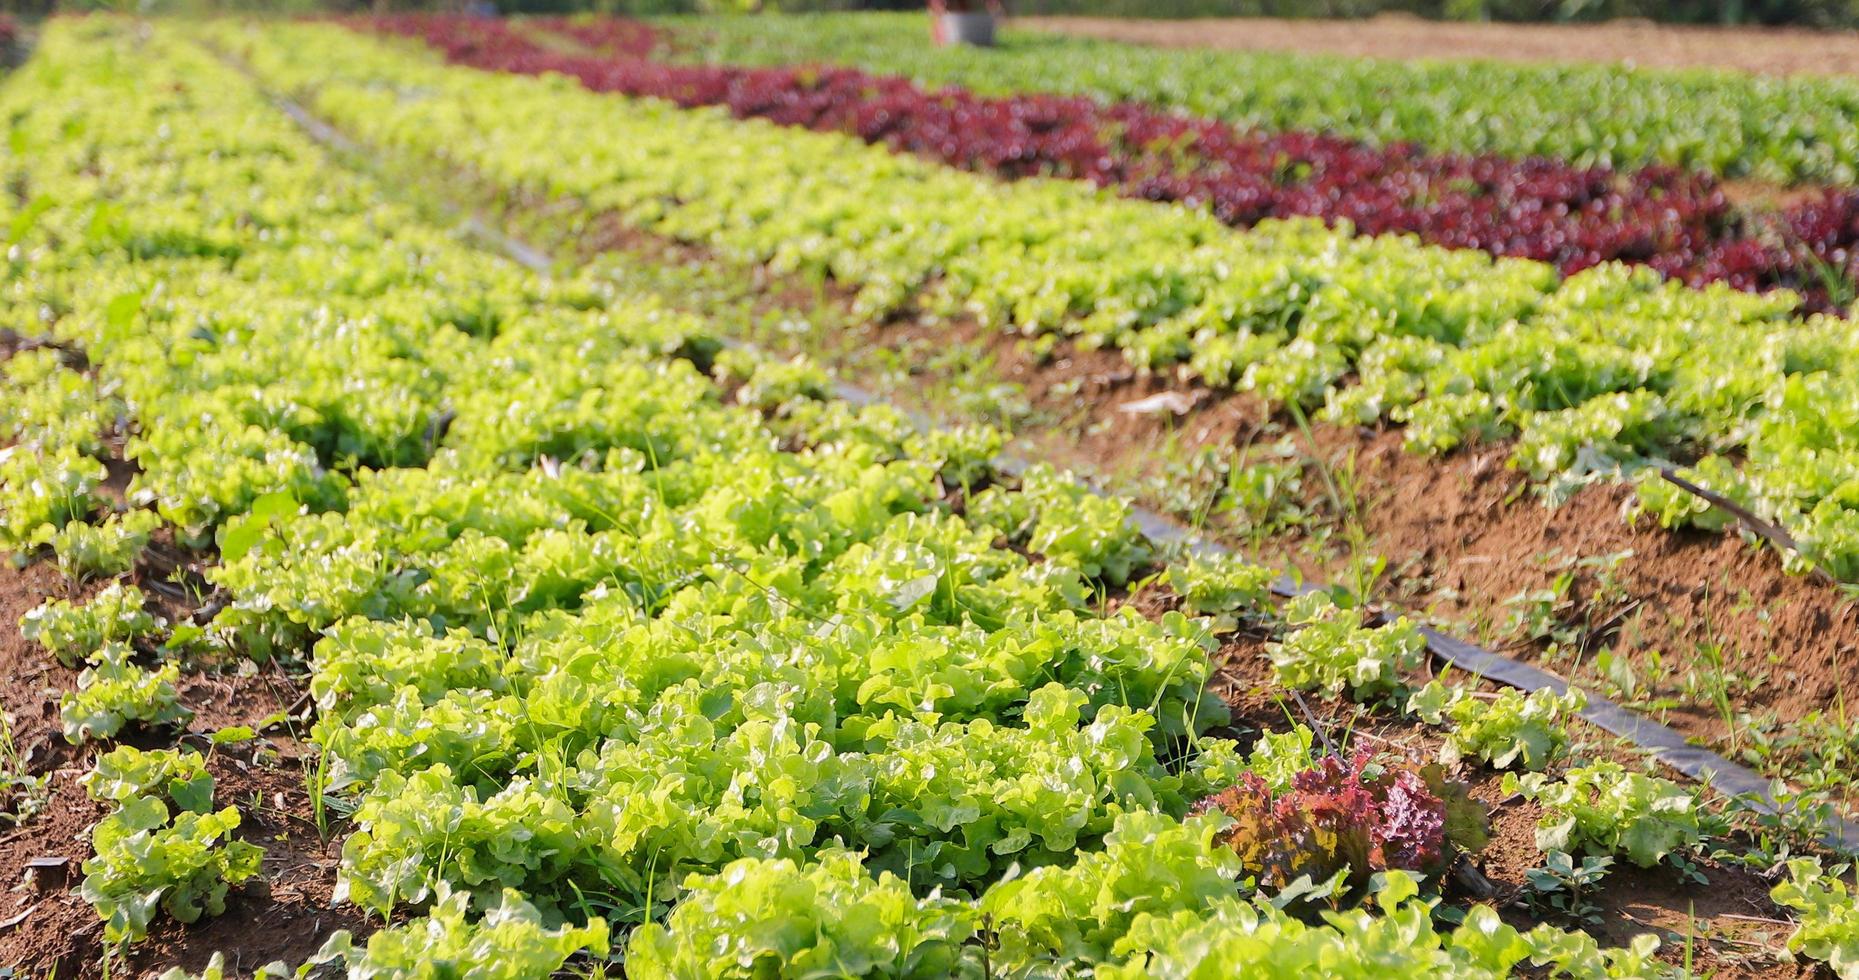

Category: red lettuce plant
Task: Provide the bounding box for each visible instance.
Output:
[1192,751,1485,896]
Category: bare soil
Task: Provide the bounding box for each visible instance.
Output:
[0,563,362,978]
[0,562,104,975]
[1019,13,1859,78]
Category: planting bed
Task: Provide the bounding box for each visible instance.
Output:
[5,13,1859,980]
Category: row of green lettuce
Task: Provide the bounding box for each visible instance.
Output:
[8,17,1848,980]
[217,20,1859,582]
[663,13,1859,187]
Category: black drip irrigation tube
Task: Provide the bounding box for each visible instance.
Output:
[257,75,1859,856]
[1130,494,1859,854]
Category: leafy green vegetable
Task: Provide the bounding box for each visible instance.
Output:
[970,463,1153,584]
[1406,682,1586,771]
[317,885,608,980]
[44,508,162,581]
[1163,552,1277,616]
[0,346,119,458]
[80,797,263,945]
[903,423,1003,490]
[627,850,972,978]
[1269,593,1425,700]
[60,643,190,743]
[980,810,1241,968]
[20,582,158,667]
[0,445,104,553]
[83,746,215,813]
[1772,858,1859,979]
[1100,884,1663,978]
[1506,762,1702,868]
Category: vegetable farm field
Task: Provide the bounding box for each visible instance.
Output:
[7,9,1859,979]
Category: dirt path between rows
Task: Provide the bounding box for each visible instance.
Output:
[1019,14,1859,77]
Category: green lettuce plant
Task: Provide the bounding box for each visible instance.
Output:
[317,885,608,980]
[1406,681,1586,771]
[1269,593,1425,700]
[80,796,263,946]
[1506,762,1701,868]
[20,582,158,667]
[1772,858,1859,979]
[60,643,190,742]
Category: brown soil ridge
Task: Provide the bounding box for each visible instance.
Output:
[1019,13,1859,78]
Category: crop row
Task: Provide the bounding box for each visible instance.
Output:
[670,12,1859,188]
[367,13,1859,313]
[0,18,1772,977]
[530,13,654,57]
[224,20,1859,583]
